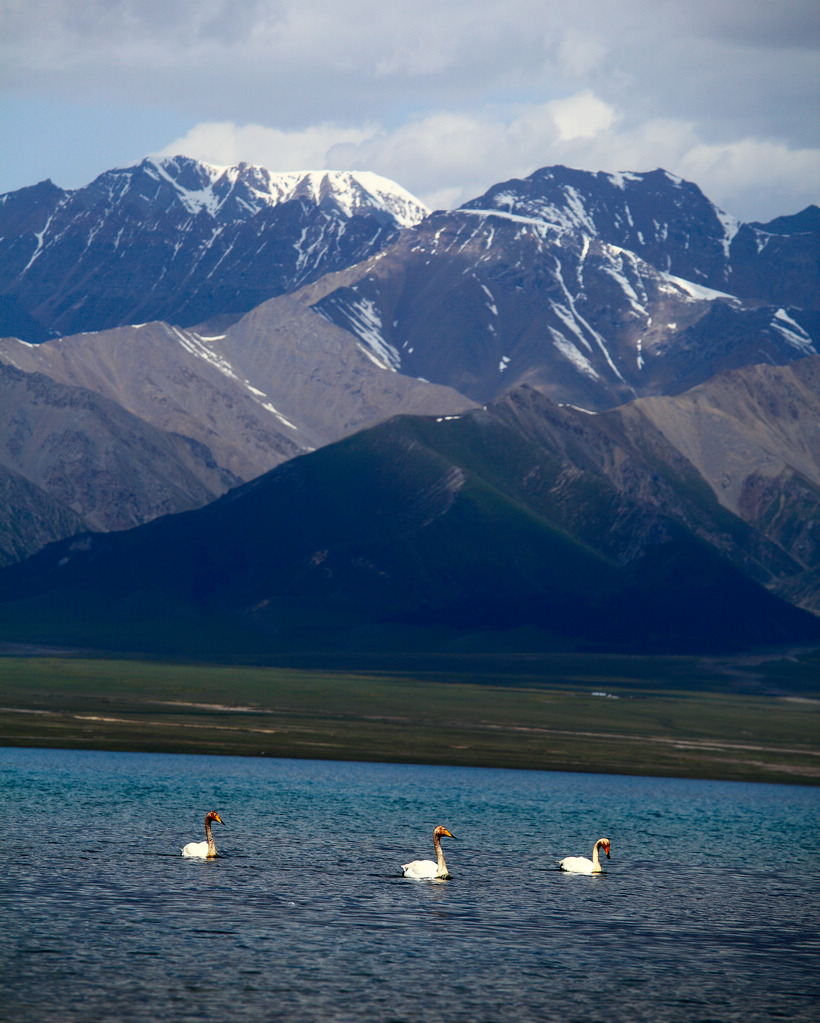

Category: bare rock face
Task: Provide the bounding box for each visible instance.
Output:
[0,157,430,341]
[308,167,817,408]
[0,159,817,642]
[630,357,820,610]
[0,361,238,534]
[0,296,474,561]
[0,461,86,568]
[2,359,818,656]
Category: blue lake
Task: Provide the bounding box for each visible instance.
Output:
[2,747,819,1022]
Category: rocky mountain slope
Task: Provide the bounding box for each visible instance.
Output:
[0,459,87,567]
[1,359,817,658]
[490,357,820,615]
[0,360,233,533]
[632,356,820,612]
[0,156,429,341]
[306,167,817,408]
[463,167,819,307]
[0,159,817,650]
[0,295,472,564]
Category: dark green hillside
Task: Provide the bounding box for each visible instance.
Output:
[0,395,818,659]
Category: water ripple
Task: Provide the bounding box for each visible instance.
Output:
[1,749,818,1022]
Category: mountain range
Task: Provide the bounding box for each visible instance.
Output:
[2,357,818,657]
[0,296,470,557]
[0,157,818,657]
[0,157,428,342]
[306,167,817,407]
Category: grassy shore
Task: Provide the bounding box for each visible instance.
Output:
[1,652,818,784]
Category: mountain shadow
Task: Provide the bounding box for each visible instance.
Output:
[1,389,817,660]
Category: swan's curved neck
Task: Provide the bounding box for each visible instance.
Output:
[592,841,604,870]
[205,819,217,856]
[433,833,448,875]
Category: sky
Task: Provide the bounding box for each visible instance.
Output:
[1,0,818,222]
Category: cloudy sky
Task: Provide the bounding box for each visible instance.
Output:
[2,0,818,221]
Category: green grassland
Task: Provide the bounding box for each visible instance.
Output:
[1,651,818,784]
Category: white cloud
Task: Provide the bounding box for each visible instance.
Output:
[554,29,610,79]
[1,0,818,220]
[159,91,818,222]
[157,121,377,173]
[678,139,820,220]
[549,91,616,142]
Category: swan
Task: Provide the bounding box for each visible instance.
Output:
[401,825,457,879]
[181,811,224,858]
[559,837,611,873]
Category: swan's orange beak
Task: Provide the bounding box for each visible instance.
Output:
[604,845,610,858]
[214,814,224,825]
[442,828,456,840]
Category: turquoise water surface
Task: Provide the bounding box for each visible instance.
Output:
[2,747,818,1022]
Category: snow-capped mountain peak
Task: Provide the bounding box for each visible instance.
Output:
[458,165,752,291]
[309,164,817,410]
[0,155,431,339]
[126,156,430,227]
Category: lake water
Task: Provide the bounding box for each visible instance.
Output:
[1,748,818,1022]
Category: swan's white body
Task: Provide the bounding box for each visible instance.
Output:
[181,811,224,858]
[182,840,211,858]
[402,825,456,879]
[559,837,611,874]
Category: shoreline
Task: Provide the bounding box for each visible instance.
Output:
[2,706,818,787]
[1,654,818,786]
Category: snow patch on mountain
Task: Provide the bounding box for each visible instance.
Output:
[457,208,540,229]
[550,329,599,379]
[139,157,429,227]
[170,326,242,384]
[715,208,741,258]
[334,297,400,371]
[606,172,643,190]
[170,326,303,428]
[552,253,626,382]
[600,245,651,318]
[664,274,740,303]
[22,211,59,272]
[146,159,224,216]
[481,284,499,316]
[258,400,298,430]
[770,309,815,351]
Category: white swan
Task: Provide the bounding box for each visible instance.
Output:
[181,811,224,858]
[401,825,457,879]
[559,837,611,873]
